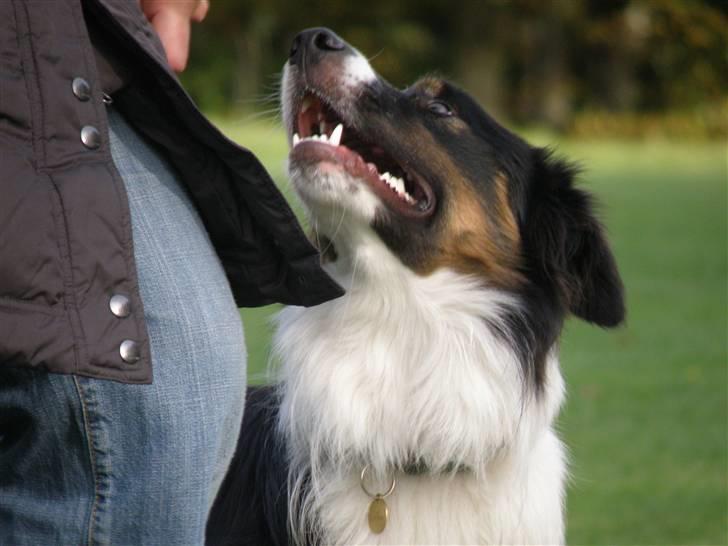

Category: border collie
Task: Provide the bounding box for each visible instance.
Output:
[207,27,624,546]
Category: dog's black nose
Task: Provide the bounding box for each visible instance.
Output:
[289,28,346,66]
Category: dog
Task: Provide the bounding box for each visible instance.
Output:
[206,27,624,546]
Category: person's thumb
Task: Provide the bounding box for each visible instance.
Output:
[149,8,191,72]
[192,0,209,23]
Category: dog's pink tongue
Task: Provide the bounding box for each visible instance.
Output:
[341,147,382,183]
[291,141,382,186]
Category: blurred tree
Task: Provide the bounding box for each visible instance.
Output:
[181,0,727,136]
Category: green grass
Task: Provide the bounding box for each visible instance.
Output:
[216,115,727,545]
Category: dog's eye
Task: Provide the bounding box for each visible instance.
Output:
[427,100,453,117]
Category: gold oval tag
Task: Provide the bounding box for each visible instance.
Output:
[367,497,389,534]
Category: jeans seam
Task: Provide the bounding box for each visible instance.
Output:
[73,376,100,546]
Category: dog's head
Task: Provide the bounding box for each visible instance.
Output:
[282,28,624,332]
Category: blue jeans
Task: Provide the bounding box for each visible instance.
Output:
[0,109,247,545]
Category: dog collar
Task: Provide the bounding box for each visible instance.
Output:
[360,461,470,534]
[401,459,470,476]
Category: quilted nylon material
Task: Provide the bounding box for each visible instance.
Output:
[0,0,342,383]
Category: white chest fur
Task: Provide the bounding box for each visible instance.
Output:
[273,235,567,544]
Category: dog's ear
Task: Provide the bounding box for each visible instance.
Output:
[522,149,625,327]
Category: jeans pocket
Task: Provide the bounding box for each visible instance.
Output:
[0,407,34,478]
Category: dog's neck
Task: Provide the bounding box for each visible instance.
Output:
[274,230,564,478]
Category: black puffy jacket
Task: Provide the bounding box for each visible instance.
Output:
[0,0,342,384]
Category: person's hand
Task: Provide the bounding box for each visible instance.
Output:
[140,0,209,72]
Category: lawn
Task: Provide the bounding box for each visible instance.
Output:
[214,115,727,545]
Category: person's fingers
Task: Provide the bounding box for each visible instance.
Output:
[192,0,209,23]
[149,8,191,72]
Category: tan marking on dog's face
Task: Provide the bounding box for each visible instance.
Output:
[419,172,524,288]
[412,77,444,97]
[493,173,521,251]
[365,113,523,286]
[409,77,469,132]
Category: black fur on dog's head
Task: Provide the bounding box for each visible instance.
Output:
[283,28,624,386]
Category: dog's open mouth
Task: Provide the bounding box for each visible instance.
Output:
[290,92,435,218]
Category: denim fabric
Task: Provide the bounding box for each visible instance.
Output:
[0,109,247,545]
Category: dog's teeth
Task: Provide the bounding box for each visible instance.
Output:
[320,133,328,143]
[292,133,301,146]
[330,123,343,146]
[383,172,400,191]
[319,122,326,135]
[377,170,416,203]
[301,97,312,113]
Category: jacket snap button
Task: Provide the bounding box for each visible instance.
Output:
[81,126,101,149]
[109,294,131,318]
[72,77,91,101]
[119,339,141,363]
